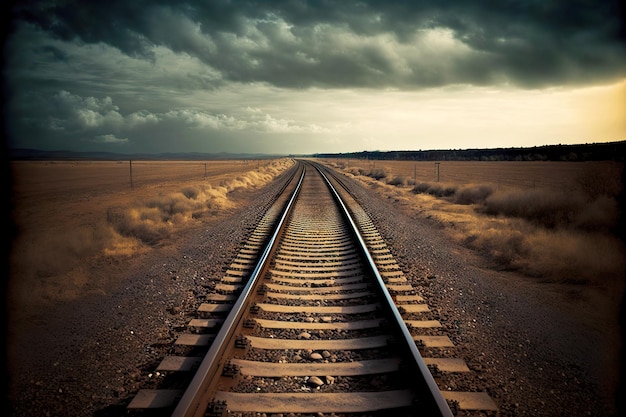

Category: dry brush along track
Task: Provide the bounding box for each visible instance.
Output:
[127,161,497,416]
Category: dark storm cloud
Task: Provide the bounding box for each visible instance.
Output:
[10,0,626,88]
[5,85,328,153]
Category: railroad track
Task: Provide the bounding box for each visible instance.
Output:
[128,161,497,416]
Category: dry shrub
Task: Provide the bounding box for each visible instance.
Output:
[201,186,232,210]
[181,186,199,199]
[105,159,293,245]
[344,167,362,177]
[362,167,388,180]
[10,159,294,310]
[412,182,430,194]
[106,185,230,244]
[462,221,625,284]
[482,188,619,230]
[103,232,145,257]
[454,184,494,205]
[457,186,623,282]
[148,194,192,217]
[107,206,171,244]
[483,188,580,228]
[412,182,457,197]
[464,226,527,268]
[341,166,389,180]
[388,175,408,186]
[332,160,624,285]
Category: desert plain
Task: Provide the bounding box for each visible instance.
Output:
[5,158,625,417]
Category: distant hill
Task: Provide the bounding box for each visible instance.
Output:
[7,148,283,161]
[8,140,626,162]
[315,141,626,162]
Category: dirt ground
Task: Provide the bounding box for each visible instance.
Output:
[5,160,625,417]
[337,163,625,417]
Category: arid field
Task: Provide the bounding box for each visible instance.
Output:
[8,158,295,316]
[10,158,623,314]
[6,158,625,417]
[324,159,625,286]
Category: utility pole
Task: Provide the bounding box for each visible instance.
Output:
[130,160,134,189]
[435,162,440,182]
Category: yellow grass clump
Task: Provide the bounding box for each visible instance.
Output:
[329,159,625,285]
[9,158,294,309]
[105,158,294,246]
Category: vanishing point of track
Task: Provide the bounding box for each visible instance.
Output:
[128,160,497,416]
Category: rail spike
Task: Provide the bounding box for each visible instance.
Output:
[221,361,241,378]
[234,334,249,350]
[206,399,227,417]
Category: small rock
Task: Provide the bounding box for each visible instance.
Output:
[309,353,323,361]
[307,376,324,387]
[299,332,311,339]
[321,350,331,358]
[325,376,335,385]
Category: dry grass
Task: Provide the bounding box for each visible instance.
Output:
[9,159,294,309]
[325,158,625,286]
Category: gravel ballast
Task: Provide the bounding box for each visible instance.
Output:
[6,164,623,417]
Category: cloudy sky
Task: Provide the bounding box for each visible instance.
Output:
[3,0,626,155]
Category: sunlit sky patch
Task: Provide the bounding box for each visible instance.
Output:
[3,0,625,155]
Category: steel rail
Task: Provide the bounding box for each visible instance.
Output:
[316,163,455,417]
[171,164,306,417]
[172,160,453,416]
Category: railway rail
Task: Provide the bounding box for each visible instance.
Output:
[128,161,497,416]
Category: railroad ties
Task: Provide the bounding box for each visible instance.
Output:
[127,183,285,412]
[336,174,498,414]
[128,162,497,416]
